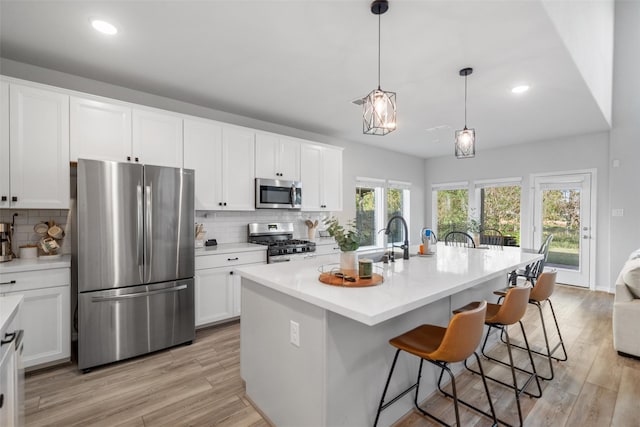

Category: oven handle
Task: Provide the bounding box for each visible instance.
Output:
[91,284,188,302]
[290,185,295,208]
[270,257,291,263]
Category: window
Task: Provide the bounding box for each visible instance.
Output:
[476,179,521,246]
[433,184,469,239]
[356,178,410,249]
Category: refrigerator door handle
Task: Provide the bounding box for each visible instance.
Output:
[145,184,152,282]
[136,184,144,267]
[90,284,188,302]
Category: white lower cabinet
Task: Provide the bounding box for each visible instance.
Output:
[194,249,266,328]
[195,267,235,326]
[0,267,70,369]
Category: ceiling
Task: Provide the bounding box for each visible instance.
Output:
[0,0,611,159]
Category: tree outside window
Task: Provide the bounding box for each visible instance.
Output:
[436,189,468,238]
[480,186,521,245]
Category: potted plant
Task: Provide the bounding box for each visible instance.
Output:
[324,217,360,274]
[467,211,482,246]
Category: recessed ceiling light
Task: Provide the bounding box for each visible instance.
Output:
[91,19,118,35]
[511,85,530,94]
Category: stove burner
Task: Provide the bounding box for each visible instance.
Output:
[248,223,317,261]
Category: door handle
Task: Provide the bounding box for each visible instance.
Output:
[0,280,16,285]
[145,184,153,281]
[136,184,144,268]
[91,284,188,302]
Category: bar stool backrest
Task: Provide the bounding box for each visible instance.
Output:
[530,270,557,302]
[487,286,531,326]
[431,301,487,363]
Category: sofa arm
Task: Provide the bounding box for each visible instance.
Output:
[615,283,635,304]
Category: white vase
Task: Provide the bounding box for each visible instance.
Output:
[340,251,358,276]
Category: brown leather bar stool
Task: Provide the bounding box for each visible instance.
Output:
[457,286,541,427]
[374,301,497,427]
[495,270,568,381]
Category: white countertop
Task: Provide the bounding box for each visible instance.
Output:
[0,294,23,338]
[195,242,267,256]
[236,245,542,326]
[0,255,71,274]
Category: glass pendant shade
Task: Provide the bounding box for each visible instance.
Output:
[363,88,397,135]
[455,127,475,158]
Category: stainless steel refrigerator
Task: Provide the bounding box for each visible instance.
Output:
[75,159,195,371]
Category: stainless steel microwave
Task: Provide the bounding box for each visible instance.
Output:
[255,178,302,209]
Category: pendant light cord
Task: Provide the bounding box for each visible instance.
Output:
[464,74,468,127]
[377,12,381,90]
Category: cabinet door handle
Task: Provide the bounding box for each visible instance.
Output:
[227,257,239,261]
[223,202,227,206]
[127,156,131,161]
[1,331,16,346]
[230,271,234,275]
[0,393,3,409]
[218,202,222,206]
[135,157,139,162]
[12,196,17,202]
[1,196,6,202]
[0,280,16,285]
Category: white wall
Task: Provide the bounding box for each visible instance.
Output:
[332,139,425,246]
[542,0,614,125]
[0,58,424,246]
[424,131,611,291]
[609,0,640,286]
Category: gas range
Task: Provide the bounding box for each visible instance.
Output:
[248,222,316,263]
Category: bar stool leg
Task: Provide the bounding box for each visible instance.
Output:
[374,349,401,427]
[503,327,525,426]
[498,299,568,372]
[437,353,498,426]
[547,299,568,361]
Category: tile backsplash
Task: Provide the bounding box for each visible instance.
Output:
[0,208,329,257]
[196,210,331,243]
[0,209,72,256]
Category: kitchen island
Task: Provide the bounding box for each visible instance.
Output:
[236,245,542,426]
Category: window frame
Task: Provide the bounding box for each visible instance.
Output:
[356,177,411,251]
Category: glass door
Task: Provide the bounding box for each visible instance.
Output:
[533,173,592,287]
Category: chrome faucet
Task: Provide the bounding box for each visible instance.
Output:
[385,215,410,260]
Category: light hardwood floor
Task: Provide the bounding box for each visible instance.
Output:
[25,285,639,426]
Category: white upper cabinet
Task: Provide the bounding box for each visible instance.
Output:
[184,118,223,211]
[255,133,300,181]
[71,97,183,168]
[70,96,132,163]
[222,126,255,210]
[321,147,343,211]
[132,108,183,168]
[5,83,69,209]
[301,143,343,211]
[0,81,9,208]
[184,119,255,211]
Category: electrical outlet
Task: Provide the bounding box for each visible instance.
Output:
[290,320,300,347]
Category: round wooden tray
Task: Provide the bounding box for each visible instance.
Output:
[318,272,384,287]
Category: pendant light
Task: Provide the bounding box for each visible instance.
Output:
[455,67,475,158]
[363,0,396,136]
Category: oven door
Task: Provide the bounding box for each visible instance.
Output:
[255,178,302,209]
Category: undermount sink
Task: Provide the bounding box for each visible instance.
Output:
[359,249,416,263]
